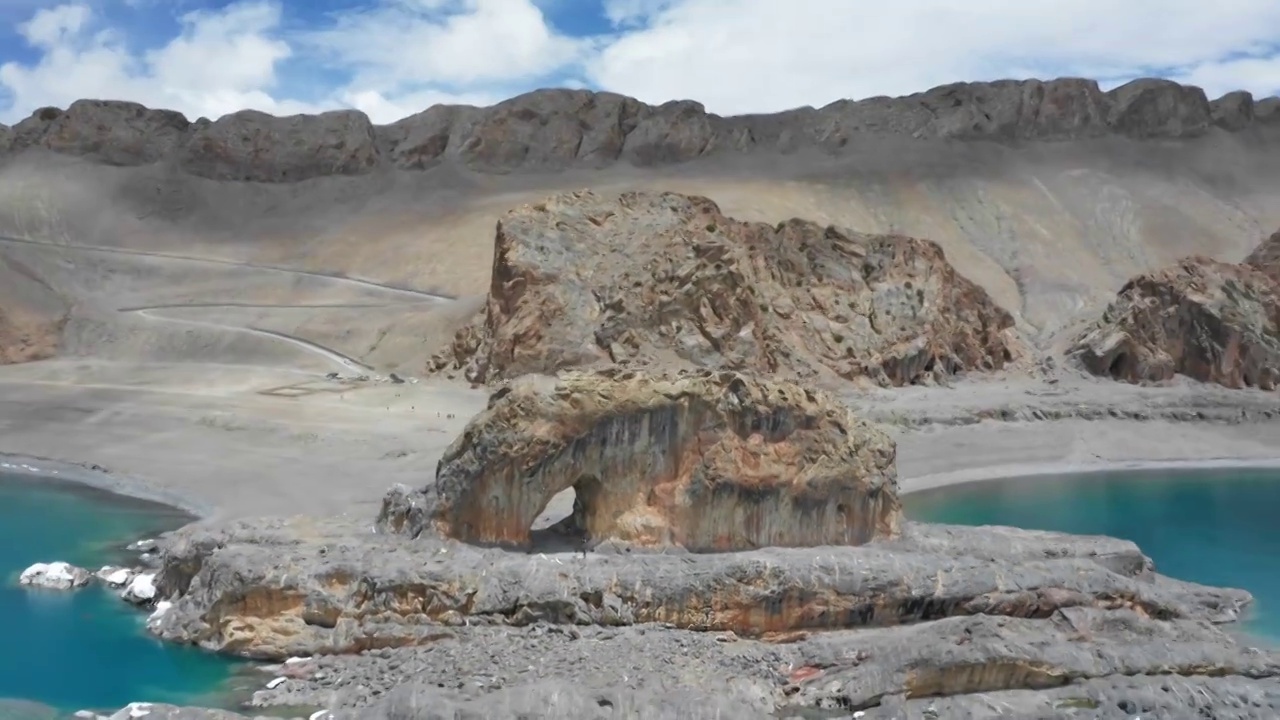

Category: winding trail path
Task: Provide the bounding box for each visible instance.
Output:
[127,307,374,372]
[0,235,451,372]
[0,235,454,301]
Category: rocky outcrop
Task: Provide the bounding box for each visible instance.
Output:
[1072,232,1280,389]
[136,368,1278,717]
[18,561,91,590]
[1245,229,1280,285]
[430,190,1017,386]
[147,513,1250,661]
[378,370,900,551]
[177,109,379,182]
[3,77,1279,181]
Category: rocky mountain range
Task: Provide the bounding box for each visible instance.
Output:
[2,77,1279,182]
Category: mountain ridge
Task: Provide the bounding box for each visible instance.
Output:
[3,76,1279,183]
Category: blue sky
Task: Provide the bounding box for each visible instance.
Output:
[3,0,1280,125]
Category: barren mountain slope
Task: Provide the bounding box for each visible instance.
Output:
[3,77,1280,371]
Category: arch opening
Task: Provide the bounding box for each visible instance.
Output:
[528,474,604,553]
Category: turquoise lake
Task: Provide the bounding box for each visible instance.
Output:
[905,465,1280,642]
[0,470,244,714]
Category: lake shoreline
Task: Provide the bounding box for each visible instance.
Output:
[901,456,1280,495]
[0,451,213,520]
[0,469,247,714]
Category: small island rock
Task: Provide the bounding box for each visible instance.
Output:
[18,561,91,590]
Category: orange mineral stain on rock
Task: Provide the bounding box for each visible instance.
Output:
[379,368,901,552]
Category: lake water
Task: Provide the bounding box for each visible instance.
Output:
[905,465,1280,642]
[0,470,243,714]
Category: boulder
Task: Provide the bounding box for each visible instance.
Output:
[1072,233,1280,389]
[121,572,158,604]
[96,565,136,587]
[18,561,91,590]
[378,369,901,550]
[431,190,1017,386]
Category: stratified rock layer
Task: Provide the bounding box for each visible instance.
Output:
[1072,232,1280,389]
[378,369,900,550]
[3,78,1280,182]
[149,516,1251,661]
[432,191,1017,386]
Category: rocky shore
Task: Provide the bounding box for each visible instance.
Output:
[93,370,1269,720]
[1,74,1279,719]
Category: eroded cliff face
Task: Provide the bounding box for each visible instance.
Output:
[1245,229,1280,285]
[3,78,1279,181]
[1072,232,1280,389]
[379,369,900,551]
[148,515,1253,661]
[430,190,1017,386]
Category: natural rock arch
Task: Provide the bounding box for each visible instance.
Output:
[379,370,902,552]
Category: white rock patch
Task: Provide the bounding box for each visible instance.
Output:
[19,561,91,590]
[146,600,172,629]
[120,572,157,604]
[96,566,136,587]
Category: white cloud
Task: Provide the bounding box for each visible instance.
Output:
[301,0,583,92]
[0,1,320,123]
[4,0,1280,126]
[587,0,1280,115]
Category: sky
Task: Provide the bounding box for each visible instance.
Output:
[4,0,1280,125]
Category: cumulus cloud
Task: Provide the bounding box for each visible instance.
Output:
[587,0,1280,114]
[0,1,319,123]
[3,0,1280,125]
[299,0,585,122]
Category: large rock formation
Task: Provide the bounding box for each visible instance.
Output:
[1072,232,1280,389]
[134,368,1279,717]
[431,190,1017,386]
[3,78,1279,181]
[378,370,900,551]
[1245,229,1280,285]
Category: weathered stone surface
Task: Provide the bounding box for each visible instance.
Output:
[147,515,1251,662]
[1105,78,1212,138]
[18,561,91,590]
[1245,229,1280,285]
[177,109,379,182]
[0,124,11,153]
[1072,233,1280,389]
[431,190,1017,386]
[858,674,1280,719]
[1212,90,1257,131]
[783,609,1277,713]
[3,77,1280,181]
[358,681,766,720]
[379,369,900,550]
[18,99,189,165]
